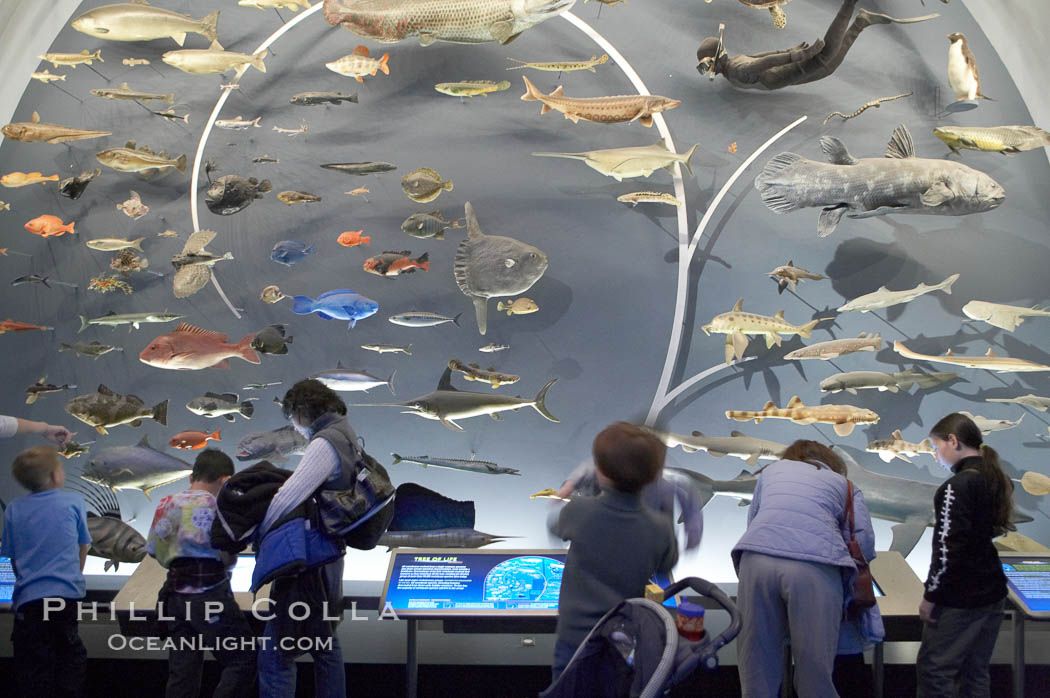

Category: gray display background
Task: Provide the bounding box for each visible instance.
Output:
[1,0,1048,585]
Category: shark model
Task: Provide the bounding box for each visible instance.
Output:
[651,429,786,467]
[894,341,1050,373]
[725,395,879,437]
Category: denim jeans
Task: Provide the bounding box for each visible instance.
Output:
[258,618,345,698]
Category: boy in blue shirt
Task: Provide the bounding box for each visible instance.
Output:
[1,445,91,697]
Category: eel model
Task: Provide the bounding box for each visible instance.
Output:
[767,260,825,294]
[783,332,882,360]
[755,124,1005,237]
[962,300,1050,332]
[934,125,1050,155]
[650,429,786,467]
[725,395,879,437]
[837,274,958,313]
[534,140,698,181]
[519,76,679,127]
[893,341,1050,373]
[866,430,934,463]
[2,112,111,144]
[820,369,959,394]
[701,298,827,364]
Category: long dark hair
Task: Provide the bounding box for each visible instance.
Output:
[930,412,1015,536]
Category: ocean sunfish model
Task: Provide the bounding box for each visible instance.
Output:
[755,125,1005,237]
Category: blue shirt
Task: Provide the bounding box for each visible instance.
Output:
[0,489,91,610]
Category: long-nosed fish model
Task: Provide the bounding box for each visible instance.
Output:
[866,430,933,464]
[650,429,786,467]
[783,332,882,360]
[962,300,1050,332]
[893,341,1050,373]
[959,411,1024,434]
[90,82,175,103]
[81,435,192,499]
[934,125,1050,155]
[323,0,575,46]
[349,366,557,431]
[819,369,959,395]
[391,453,520,476]
[726,395,879,437]
[986,394,1050,412]
[520,76,679,127]
[72,2,221,47]
[838,274,959,313]
[506,54,609,73]
[534,140,698,181]
[755,124,1005,238]
[701,299,828,365]
[767,260,826,295]
[2,112,111,144]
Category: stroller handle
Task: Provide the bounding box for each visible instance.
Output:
[663,576,742,668]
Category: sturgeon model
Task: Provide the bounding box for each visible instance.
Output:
[934,125,1050,155]
[82,435,192,499]
[866,430,933,463]
[390,453,520,476]
[725,395,879,437]
[837,273,958,313]
[820,369,959,394]
[701,299,827,364]
[533,140,698,181]
[651,429,786,467]
[783,332,882,360]
[349,366,557,431]
[2,112,111,144]
[72,2,221,47]
[519,76,680,127]
[893,341,1050,373]
[755,124,1005,237]
[767,260,826,294]
[322,0,575,46]
[962,300,1050,332]
[986,394,1050,412]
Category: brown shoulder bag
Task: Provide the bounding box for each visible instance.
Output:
[845,480,876,618]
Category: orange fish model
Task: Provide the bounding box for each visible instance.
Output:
[0,319,53,333]
[363,250,429,277]
[2,172,59,188]
[139,323,261,370]
[337,230,370,247]
[169,430,221,450]
[25,214,76,237]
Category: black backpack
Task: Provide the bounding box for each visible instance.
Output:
[315,447,396,551]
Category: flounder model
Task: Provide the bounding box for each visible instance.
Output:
[391,453,519,476]
[139,323,260,370]
[934,125,1050,155]
[402,168,453,203]
[867,430,933,464]
[2,112,111,144]
[322,0,575,46]
[959,411,1024,434]
[447,359,520,388]
[838,273,958,313]
[893,341,1050,373]
[533,140,698,181]
[725,395,879,437]
[163,47,266,81]
[454,202,548,335]
[701,299,827,364]
[350,366,556,431]
[96,141,187,176]
[651,429,786,467]
[767,260,825,294]
[82,435,192,499]
[72,2,221,47]
[172,231,233,298]
[962,300,1050,332]
[755,124,1005,237]
[783,332,881,360]
[986,394,1050,412]
[236,425,308,462]
[326,46,390,82]
[520,76,679,127]
[820,369,959,395]
[65,384,168,435]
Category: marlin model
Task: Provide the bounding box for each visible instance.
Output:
[651,429,786,467]
[894,341,1050,373]
[349,366,557,431]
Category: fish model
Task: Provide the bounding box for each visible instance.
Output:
[454,202,548,335]
[323,0,574,45]
[700,299,827,364]
[30,70,66,83]
[362,343,412,355]
[24,215,75,237]
[506,54,609,73]
[289,91,357,106]
[363,250,429,277]
[0,203,9,211]
[72,2,221,47]
[819,369,959,395]
[325,46,390,82]
[38,50,104,68]
[96,141,187,176]
[215,115,261,130]
[163,48,267,81]
[725,395,879,437]
[651,429,786,467]
[838,273,959,313]
[388,311,461,328]
[2,111,111,144]
[252,155,279,164]
[291,289,379,329]
[59,341,125,360]
[447,359,519,388]
[519,76,679,127]
[86,237,145,252]
[321,162,397,175]
[434,80,510,97]
[277,190,322,205]
[962,300,1050,332]
[169,430,221,450]
[402,211,461,240]
[0,319,53,333]
[82,435,192,499]
[79,310,183,333]
[934,125,1050,155]
[959,411,1024,434]
[65,384,167,435]
[312,363,396,394]
[479,343,509,353]
[186,392,256,420]
[986,394,1050,412]
[25,375,76,405]
[755,125,1005,238]
[273,122,308,136]
[11,274,77,289]
[3,172,59,187]
[90,82,174,103]
[893,341,1050,373]
[402,168,453,203]
[391,453,519,476]
[243,381,283,390]
[866,430,933,464]
[87,513,146,571]
[378,528,508,549]
[350,366,556,431]
[239,0,313,10]
[117,191,149,219]
[497,298,538,315]
[60,441,92,459]
[784,332,882,360]
[205,175,270,215]
[337,230,370,247]
[767,260,826,295]
[271,240,316,266]
[251,324,293,355]
[172,230,233,298]
[533,140,698,182]
[265,283,291,302]
[236,426,308,462]
[140,323,260,370]
[123,58,150,66]
[616,191,682,207]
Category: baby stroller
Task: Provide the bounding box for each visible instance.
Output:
[541,577,741,698]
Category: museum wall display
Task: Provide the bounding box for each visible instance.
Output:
[1,0,1049,588]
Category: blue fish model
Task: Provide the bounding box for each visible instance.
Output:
[292,289,379,329]
[270,240,316,266]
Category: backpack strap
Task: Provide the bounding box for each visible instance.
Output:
[845,479,856,540]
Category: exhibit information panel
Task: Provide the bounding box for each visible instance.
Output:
[1002,553,1050,618]
[0,556,14,608]
[381,549,566,616]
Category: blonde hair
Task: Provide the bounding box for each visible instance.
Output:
[12,446,60,492]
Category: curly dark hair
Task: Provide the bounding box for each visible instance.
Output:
[281,379,346,426]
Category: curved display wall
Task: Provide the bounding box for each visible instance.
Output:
[1,0,1049,586]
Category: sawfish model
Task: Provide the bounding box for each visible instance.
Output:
[838,273,958,313]
[2,112,111,144]
[893,341,1050,373]
[755,124,1005,237]
[701,299,827,364]
[349,366,557,431]
[322,0,574,45]
[819,369,959,395]
[726,395,879,436]
[534,140,698,181]
[962,300,1050,332]
[651,429,786,467]
[519,76,679,127]
[866,430,933,464]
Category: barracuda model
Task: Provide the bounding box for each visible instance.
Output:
[650,429,786,467]
[962,300,1050,332]
[893,341,1050,373]
[701,299,828,364]
[726,395,879,437]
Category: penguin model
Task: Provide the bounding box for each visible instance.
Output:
[947,32,992,101]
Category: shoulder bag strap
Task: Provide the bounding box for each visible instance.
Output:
[845,479,856,540]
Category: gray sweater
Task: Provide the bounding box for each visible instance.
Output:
[551,488,678,648]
